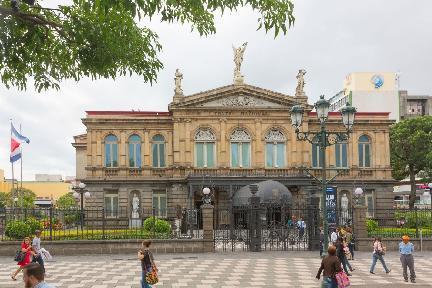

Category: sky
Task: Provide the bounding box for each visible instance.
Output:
[1,0,431,180]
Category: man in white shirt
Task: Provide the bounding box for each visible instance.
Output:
[330,229,338,245]
[297,218,306,239]
[32,230,44,273]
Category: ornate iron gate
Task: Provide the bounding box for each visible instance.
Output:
[214,205,320,252]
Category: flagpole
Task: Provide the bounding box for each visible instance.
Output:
[20,124,23,208]
[10,119,15,210]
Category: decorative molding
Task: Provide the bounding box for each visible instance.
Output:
[265,129,286,142]
[230,129,251,141]
[221,95,263,107]
[194,128,216,141]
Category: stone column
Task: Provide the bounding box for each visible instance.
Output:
[201,204,214,252]
[353,205,368,251]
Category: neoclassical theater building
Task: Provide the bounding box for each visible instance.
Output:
[73,51,395,222]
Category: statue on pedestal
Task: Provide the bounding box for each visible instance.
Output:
[174,69,183,95]
[132,193,140,219]
[232,42,248,84]
[295,69,307,96]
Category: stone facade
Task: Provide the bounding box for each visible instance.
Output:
[73,82,396,225]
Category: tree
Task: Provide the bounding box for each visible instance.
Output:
[390,116,432,209]
[56,192,77,209]
[0,191,7,208]
[0,0,295,92]
[6,187,37,208]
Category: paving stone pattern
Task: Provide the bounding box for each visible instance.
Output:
[0,252,431,288]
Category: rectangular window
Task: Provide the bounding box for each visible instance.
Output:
[365,144,370,167]
[104,193,118,218]
[105,143,118,167]
[152,143,165,168]
[206,143,215,167]
[335,143,348,168]
[265,143,273,167]
[312,144,322,168]
[152,191,167,218]
[241,143,250,167]
[276,143,285,168]
[196,143,204,167]
[129,143,141,168]
[112,144,118,167]
[158,143,165,167]
[231,143,239,167]
[358,144,364,167]
[105,145,111,167]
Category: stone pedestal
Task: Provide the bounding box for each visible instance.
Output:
[201,204,214,252]
[234,75,245,85]
[129,218,142,228]
[353,205,367,239]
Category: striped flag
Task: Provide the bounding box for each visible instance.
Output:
[10,123,30,163]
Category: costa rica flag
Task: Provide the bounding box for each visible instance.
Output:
[10,123,30,163]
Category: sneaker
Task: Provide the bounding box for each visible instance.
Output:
[404,279,408,282]
[411,279,416,283]
[347,273,352,276]
[370,271,375,274]
[386,270,391,274]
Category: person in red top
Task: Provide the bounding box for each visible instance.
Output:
[11,237,33,281]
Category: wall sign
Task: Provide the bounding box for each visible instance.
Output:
[326,186,338,229]
[371,74,384,89]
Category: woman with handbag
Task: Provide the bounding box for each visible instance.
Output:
[370,237,391,274]
[138,240,158,288]
[316,245,344,288]
[11,237,33,280]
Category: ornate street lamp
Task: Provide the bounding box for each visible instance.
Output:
[354,187,364,205]
[290,96,357,256]
[202,187,212,205]
[72,182,90,230]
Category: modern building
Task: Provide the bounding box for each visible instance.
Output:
[0,169,72,205]
[330,72,432,122]
[399,90,432,120]
[72,69,396,224]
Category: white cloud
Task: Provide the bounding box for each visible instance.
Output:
[1,0,431,180]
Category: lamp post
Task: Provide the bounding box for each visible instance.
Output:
[202,187,212,205]
[72,182,90,230]
[290,95,357,256]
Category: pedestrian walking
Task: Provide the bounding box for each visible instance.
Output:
[319,227,324,257]
[316,245,343,288]
[370,237,391,274]
[138,240,158,288]
[31,230,45,274]
[330,228,338,245]
[336,237,353,276]
[297,217,306,239]
[346,227,355,260]
[399,235,415,283]
[11,237,33,281]
[23,263,55,288]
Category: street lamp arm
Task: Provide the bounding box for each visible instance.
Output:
[294,129,319,145]
[301,167,322,183]
[324,131,350,147]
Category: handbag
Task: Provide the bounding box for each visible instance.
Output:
[14,251,25,262]
[335,271,351,288]
[144,251,159,285]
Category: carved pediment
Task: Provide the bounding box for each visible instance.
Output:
[169,84,309,110]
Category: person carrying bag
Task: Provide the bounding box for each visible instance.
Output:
[138,240,158,288]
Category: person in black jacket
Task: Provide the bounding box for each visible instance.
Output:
[335,237,354,276]
[316,245,343,288]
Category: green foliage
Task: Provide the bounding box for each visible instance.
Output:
[5,188,36,208]
[366,219,378,232]
[143,217,172,234]
[368,228,432,238]
[0,0,294,92]
[56,193,77,209]
[0,191,6,208]
[390,116,432,208]
[25,217,43,234]
[5,220,31,240]
[394,210,432,229]
[40,229,172,240]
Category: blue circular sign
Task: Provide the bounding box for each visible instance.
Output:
[371,74,384,88]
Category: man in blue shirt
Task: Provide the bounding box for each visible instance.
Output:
[399,235,415,283]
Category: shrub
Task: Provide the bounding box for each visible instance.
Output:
[5,221,31,240]
[25,217,43,234]
[143,217,172,234]
[394,210,432,228]
[366,219,378,232]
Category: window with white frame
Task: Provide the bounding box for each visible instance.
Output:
[265,129,286,168]
[312,136,322,168]
[358,135,371,167]
[230,128,251,168]
[128,134,141,168]
[335,142,348,168]
[152,191,167,217]
[152,135,166,168]
[104,192,118,218]
[104,134,118,167]
[194,128,216,168]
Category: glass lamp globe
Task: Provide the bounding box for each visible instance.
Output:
[354,187,364,196]
[84,191,91,198]
[314,95,330,124]
[78,182,86,189]
[73,192,80,199]
[341,103,357,130]
[202,187,211,195]
[290,105,304,128]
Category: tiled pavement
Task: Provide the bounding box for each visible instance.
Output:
[1,251,431,288]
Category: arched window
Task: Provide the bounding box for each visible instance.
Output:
[265,129,286,168]
[194,128,216,168]
[335,142,348,168]
[104,134,118,167]
[152,135,166,168]
[230,129,251,168]
[311,136,322,168]
[128,134,141,168]
[358,135,371,167]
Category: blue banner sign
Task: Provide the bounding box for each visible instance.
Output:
[326,186,338,229]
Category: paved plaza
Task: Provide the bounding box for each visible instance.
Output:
[1,251,431,288]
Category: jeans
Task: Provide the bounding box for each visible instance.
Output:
[400,254,415,280]
[348,243,354,259]
[321,276,338,288]
[340,256,352,274]
[370,253,390,273]
[141,270,152,288]
[32,255,45,273]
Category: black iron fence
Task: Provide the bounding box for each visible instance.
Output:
[367,208,432,239]
[0,207,202,241]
